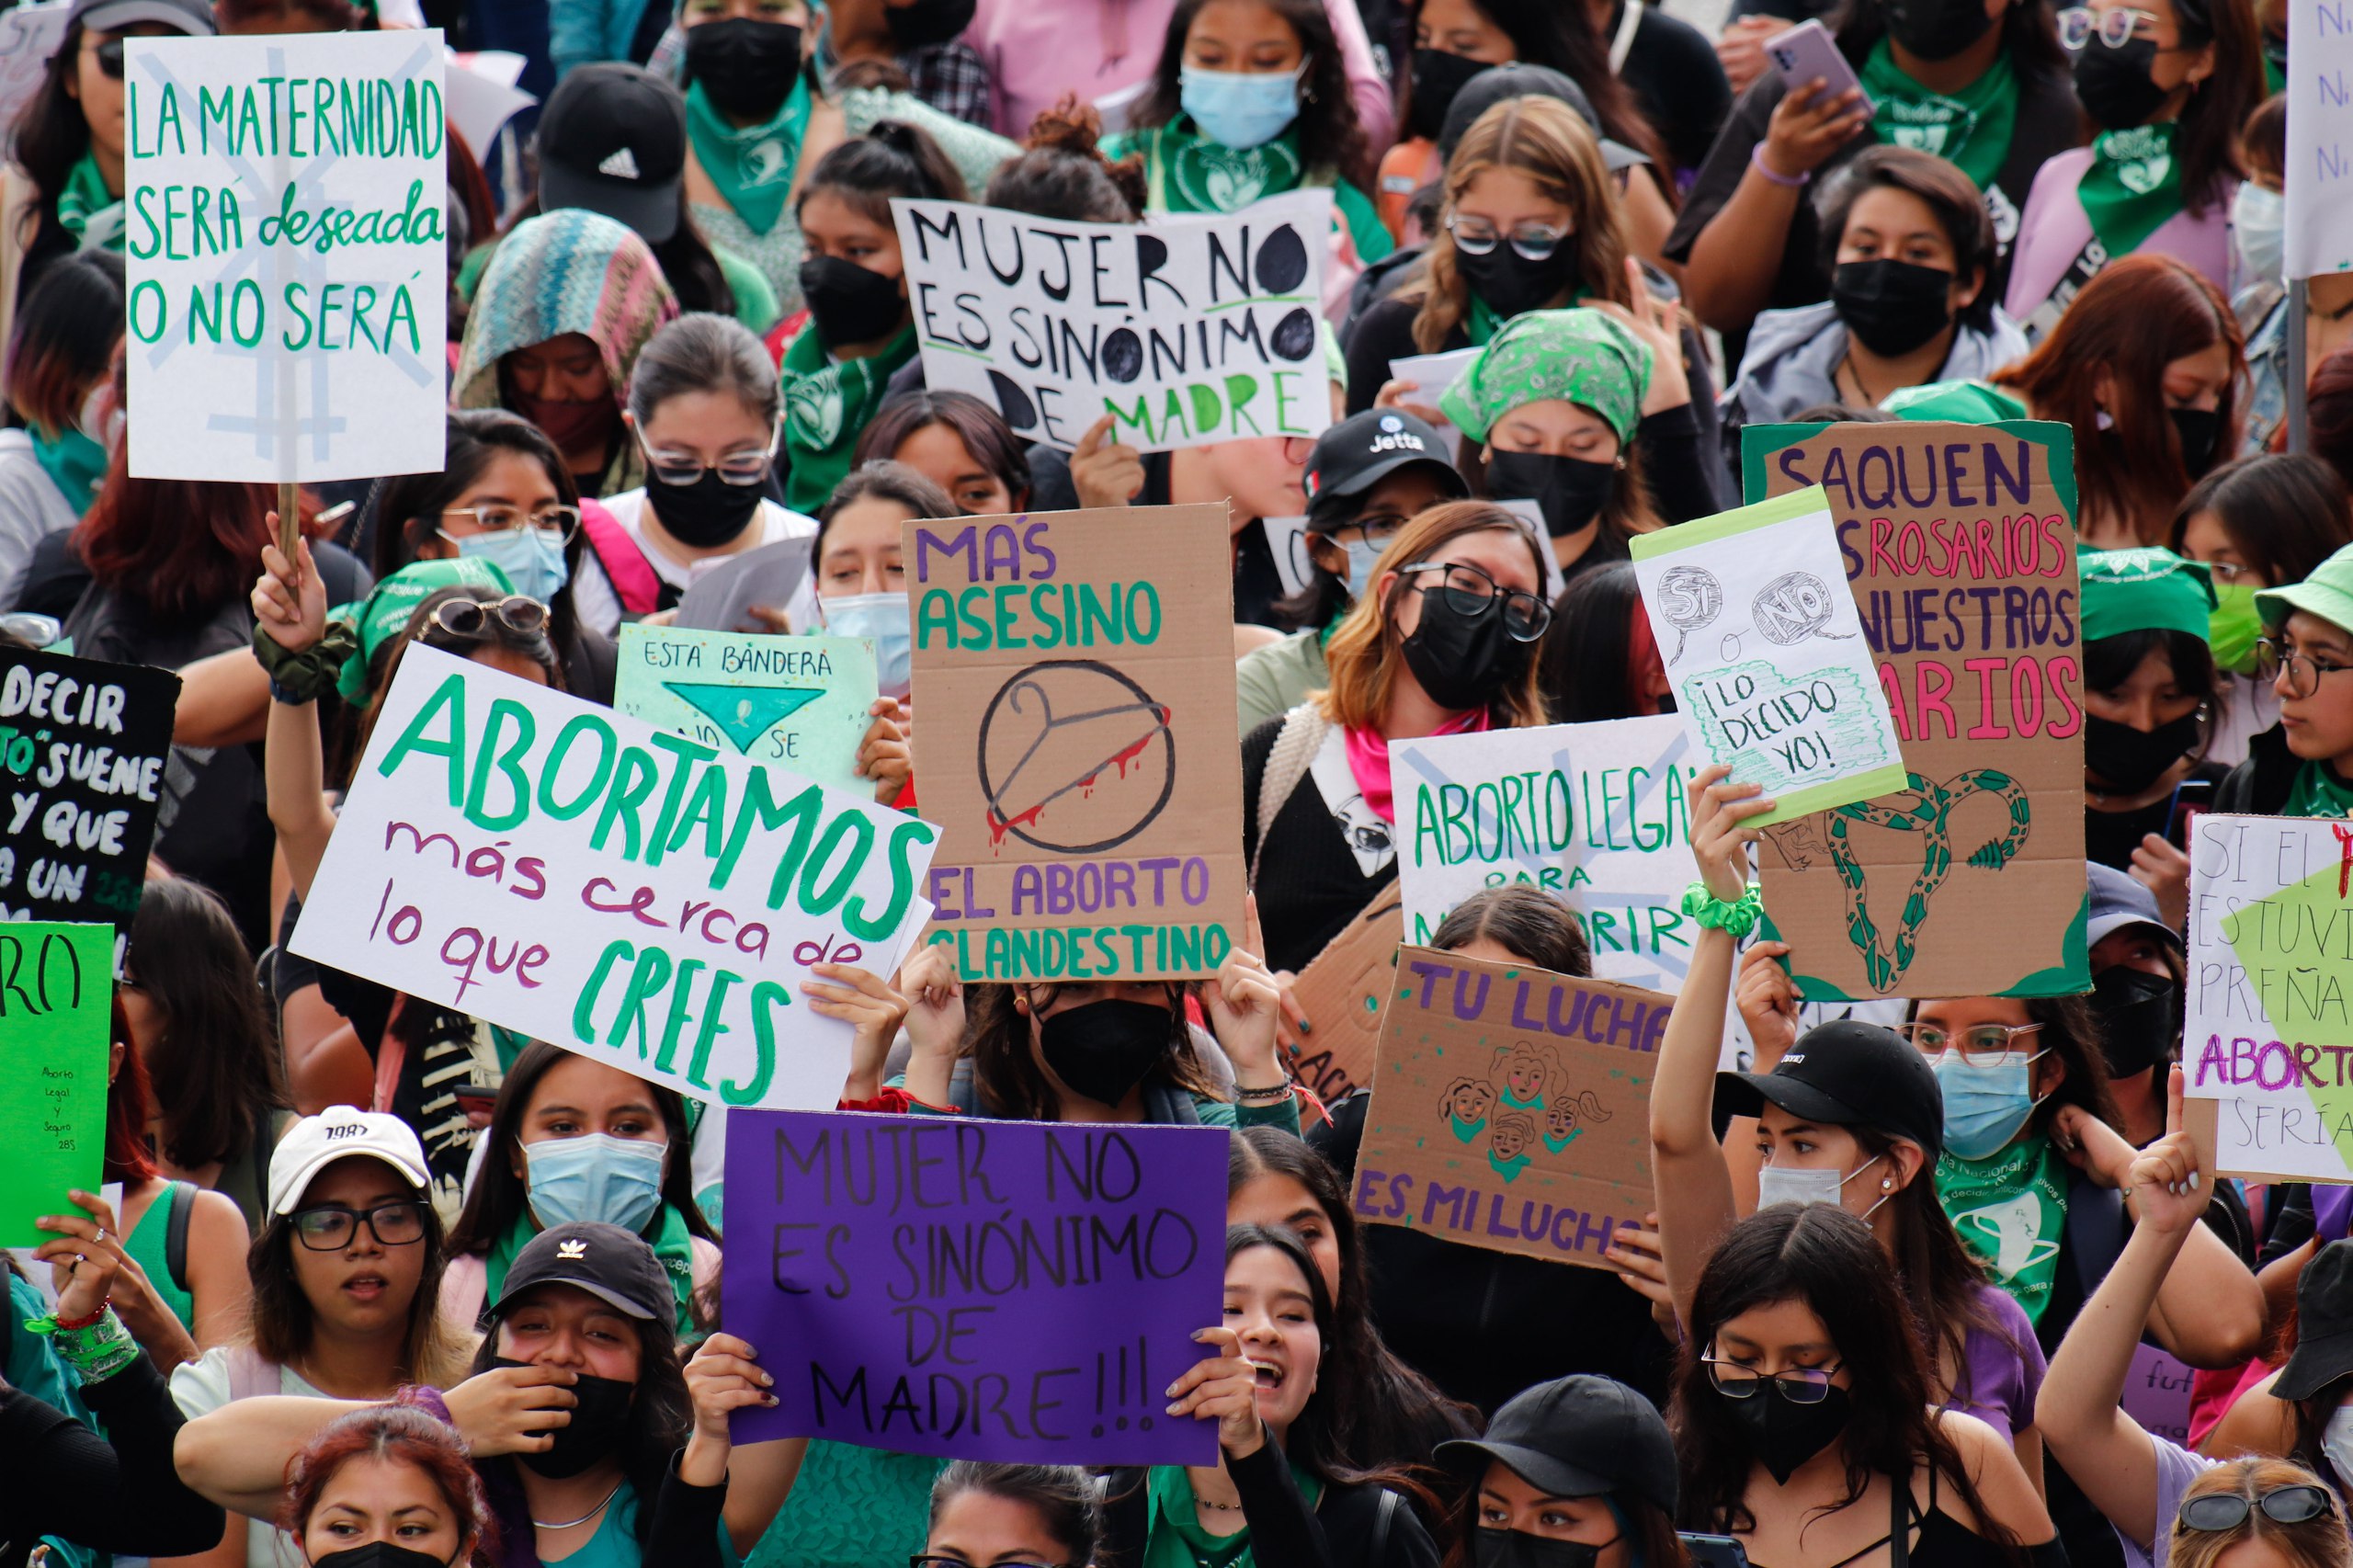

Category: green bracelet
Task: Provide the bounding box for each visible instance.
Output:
[28,1305,138,1385]
[1681,881,1764,939]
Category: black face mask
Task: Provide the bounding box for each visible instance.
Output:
[1486,448,1618,539]
[884,0,976,48]
[1401,580,1531,711]
[2170,406,2222,478]
[646,468,765,548]
[1037,997,1170,1108]
[1472,1531,1613,1568]
[1454,242,1580,323]
[2073,36,2171,131]
[1726,1381,1853,1485]
[2092,966,2178,1078]
[687,17,802,120]
[311,1547,450,1568]
[491,1358,635,1479]
[1886,0,1997,60]
[1409,46,1487,141]
[1831,258,1956,357]
[800,256,908,350]
[2084,710,2202,793]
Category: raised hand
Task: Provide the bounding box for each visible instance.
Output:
[807,962,909,1103]
[1071,415,1146,510]
[1687,765,1774,904]
[252,536,326,655]
[1207,895,1285,1087]
[2122,1066,2206,1236]
[1165,1324,1266,1458]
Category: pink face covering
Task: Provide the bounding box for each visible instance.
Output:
[1343,707,1489,824]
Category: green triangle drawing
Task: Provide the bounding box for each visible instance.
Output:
[664,682,826,754]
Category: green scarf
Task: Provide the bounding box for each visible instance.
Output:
[1144,121,1307,214]
[2287,757,2353,818]
[2078,121,2188,260]
[779,321,916,516]
[685,78,812,237]
[1142,1460,1324,1568]
[53,152,122,251]
[1859,41,2018,193]
[1934,1135,2068,1324]
[28,426,106,512]
[485,1204,701,1337]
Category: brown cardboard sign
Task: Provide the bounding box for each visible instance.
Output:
[1350,947,1660,1270]
[904,505,1246,980]
[1742,421,2088,1001]
[1286,890,1404,1104]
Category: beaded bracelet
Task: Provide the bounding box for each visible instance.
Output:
[1681,881,1765,940]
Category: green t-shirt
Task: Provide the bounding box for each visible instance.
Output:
[1142,1460,1324,1568]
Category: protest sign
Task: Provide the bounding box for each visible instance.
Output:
[0,647,180,971]
[1631,487,1906,826]
[617,625,878,796]
[0,924,111,1247]
[892,195,1333,454]
[906,506,1245,981]
[1392,715,1702,992]
[1743,420,2086,1000]
[1286,889,1403,1104]
[1351,948,1660,1269]
[2123,1345,2196,1447]
[124,30,449,483]
[289,644,939,1109]
[2288,0,2353,278]
[0,0,68,161]
[721,1108,1227,1465]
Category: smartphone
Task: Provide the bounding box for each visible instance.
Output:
[1764,19,1872,114]
[2165,776,2215,844]
[1681,1535,1754,1568]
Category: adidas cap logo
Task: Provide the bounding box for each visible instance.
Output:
[557,1238,588,1259]
[597,147,642,181]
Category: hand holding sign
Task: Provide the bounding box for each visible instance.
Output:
[685,1331,776,1444]
[2124,1067,2206,1235]
[1207,896,1285,1089]
[34,1189,131,1331]
[856,698,912,805]
[252,538,326,655]
[803,962,909,1104]
[1165,1324,1266,1459]
[1072,416,1148,510]
[1733,940,1801,1070]
[1688,764,1774,903]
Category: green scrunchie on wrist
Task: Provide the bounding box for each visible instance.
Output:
[253,619,359,704]
[1681,881,1764,939]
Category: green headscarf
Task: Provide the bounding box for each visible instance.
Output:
[2078,547,2217,643]
[333,557,516,703]
[1438,308,1651,444]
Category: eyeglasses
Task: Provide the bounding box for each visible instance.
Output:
[1398,559,1552,642]
[2056,6,2192,48]
[2256,638,2353,699]
[90,37,126,78]
[635,422,780,487]
[2179,1485,2336,1532]
[1446,215,1572,261]
[291,1200,428,1252]
[428,595,549,641]
[438,505,582,544]
[1895,1021,2045,1066]
[1703,1356,1845,1404]
[2203,559,2250,582]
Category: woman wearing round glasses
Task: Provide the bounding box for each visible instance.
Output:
[2216,541,2353,821]
[1676,1202,2059,1568]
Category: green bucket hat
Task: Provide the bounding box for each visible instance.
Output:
[1438,307,1652,445]
[334,556,517,703]
[2257,540,2353,634]
[1881,379,2028,425]
[2079,547,2216,643]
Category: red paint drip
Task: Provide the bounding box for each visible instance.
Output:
[987,800,1049,849]
[1109,712,1169,780]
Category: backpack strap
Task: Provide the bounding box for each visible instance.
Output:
[1370,1488,1400,1564]
[1251,705,1328,886]
[578,498,663,618]
[164,1179,194,1299]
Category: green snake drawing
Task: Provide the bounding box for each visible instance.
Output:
[1825,769,2032,993]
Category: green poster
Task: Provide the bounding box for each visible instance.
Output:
[0,924,111,1246]
[615,625,881,795]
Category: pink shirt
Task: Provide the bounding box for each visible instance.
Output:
[965,0,1395,153]
[2002,145,2237,323]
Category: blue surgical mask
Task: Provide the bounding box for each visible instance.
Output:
[1179,63,1303,150]
[1341,538,1384,602]
[459,527,571,605]
[522,1132,665,1234]
[2233,181,2286,285]
[823,591,912,699]
[1933,1052,2049,1162]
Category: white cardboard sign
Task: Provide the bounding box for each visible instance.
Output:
[2289,0,2353,278]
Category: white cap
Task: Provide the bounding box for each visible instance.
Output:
[267,1108,431,1216]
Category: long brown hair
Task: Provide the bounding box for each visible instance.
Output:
[1406,97,1631,354]
[75,465,321,625]
[959,980,1222,1121]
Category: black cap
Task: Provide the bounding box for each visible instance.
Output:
[537,63,687,244]
[483,1221,671,1325]
[1713,1019,1946,1158]
[69,0,213,35]
[2276,1241,2353,1400]
[1436,1375,1677,1516]
[1437,62,1647,172]
[1302,410,1466,531]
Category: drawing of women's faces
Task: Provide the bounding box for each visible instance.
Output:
[1488,1112,1538,1180]
[1493,1042,1557,1108]
[1542,1099,1584,1151]
[1442,1076,1495,1143]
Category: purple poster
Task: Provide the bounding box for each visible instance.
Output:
[722,1109,1229,1465]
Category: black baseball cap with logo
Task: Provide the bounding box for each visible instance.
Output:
[1302,409,1466,532]
[1436,1375,1678,1516]
[1712,1019,1946,1157]
[482,1221,672,1327]
[537,62,687,245]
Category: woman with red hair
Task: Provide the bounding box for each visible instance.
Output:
[1994,254,2245,550]
[280,1402,493,1568]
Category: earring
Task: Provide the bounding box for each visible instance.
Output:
[1881,1176,1896,1191]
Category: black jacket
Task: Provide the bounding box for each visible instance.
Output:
[0,1353,226,1566]
[2215,724,2298,816]
[1104,1443,1438,1568]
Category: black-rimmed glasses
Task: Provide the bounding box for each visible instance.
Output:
[1398,560,1552,642]
[1703,1356,1844,1404]
[2256,638,2353,699]
[291,1200,427,1252]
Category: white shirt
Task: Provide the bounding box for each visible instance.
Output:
[570,490,819,636]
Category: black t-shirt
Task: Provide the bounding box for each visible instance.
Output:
[1612,0,1734,174]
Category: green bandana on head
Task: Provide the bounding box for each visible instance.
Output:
[1935,1134,2069,1324]
[1438,307,1651,445]
[2078,120,2188,260]
[2079,546,2217,643]
[335,556,517,704]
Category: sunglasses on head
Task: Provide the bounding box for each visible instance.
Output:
[2178,1485,2335,1532]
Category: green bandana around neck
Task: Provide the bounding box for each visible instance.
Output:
[484,1203,701,1337]
[2287,757,2353,818]
[28,426,106,512]
[1149,121,1307,214]
[1860,40,2018,192]
[1934,1134,2068,1324]
[54,152,123,251]
[779,321,918,515]
[2079,120,2188,260]
[685,78,813,237]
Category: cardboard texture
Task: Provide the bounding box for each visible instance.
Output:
[1285,889,1404,1103]
[1743,421,2088,1000]
[906,506,1246,980]
[0,924,111,1246]
[1351,948,1661,1270]
[617,625,878,795]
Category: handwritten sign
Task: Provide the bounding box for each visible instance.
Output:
[721,1109,1227,1465]
[892,195,1333,454]
[0,924,111,1247]
[1745,421,2086,1000]
[0,647,179,971]
[1351,948,1660,1269]
[617,625,878,797]
[906,506,1245,981]
[1286,890,1403,1105]
[1392,715,1702,992]
[1631,487,1906,827]
[2289,0,2353,278]
[288,644,940,1108]
[2123,1344,2196,1446]
[124,30,449,482]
